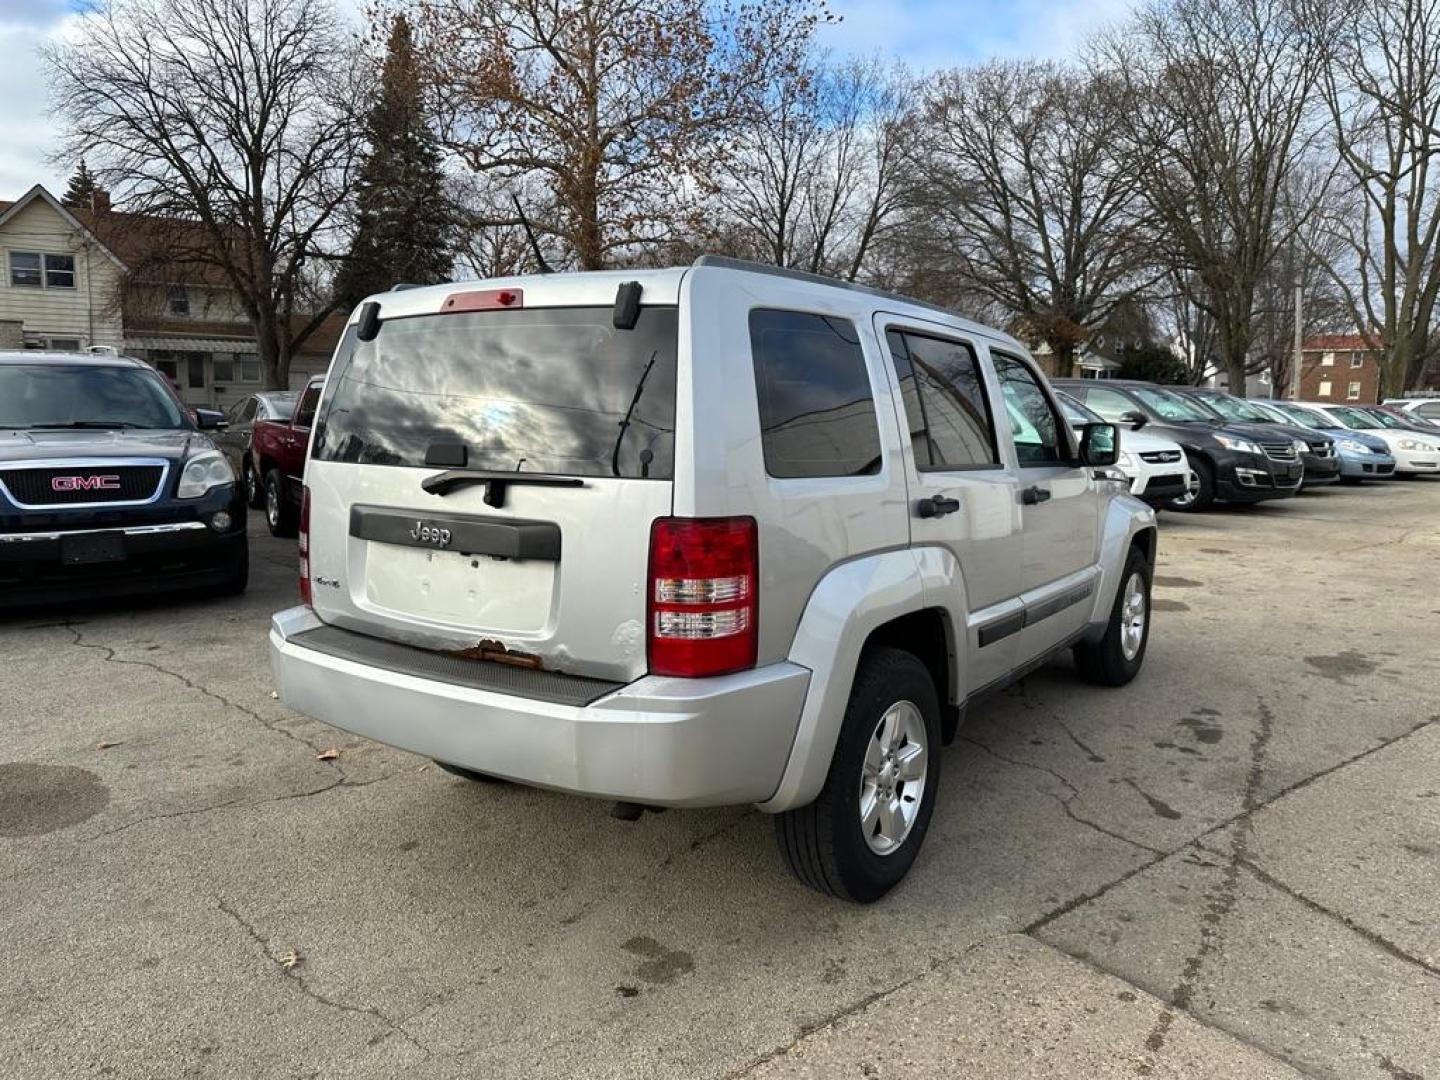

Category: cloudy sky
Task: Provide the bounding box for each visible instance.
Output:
[0,0,1133,202]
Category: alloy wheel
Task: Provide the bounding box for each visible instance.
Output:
[858,700,929,856]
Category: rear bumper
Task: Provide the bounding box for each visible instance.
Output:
[0,516,246,608]
[269,607,810,808]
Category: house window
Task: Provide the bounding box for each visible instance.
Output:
[1318,379,1333,397]
[8,252,76,288]
[1321,351,1335,367]
[9,252,41,287]
[46,337,82,352]
[1350,351,1364,368]
[168,284,190,316]
[214,356,262,383]
[1347,381,1361,400]
[44,254,75,289]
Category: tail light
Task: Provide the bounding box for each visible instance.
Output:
[298,486,312,607]
[647,517,757,678]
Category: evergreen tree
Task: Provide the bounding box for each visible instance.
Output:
[336,15,453,309]
[62,159,97,209]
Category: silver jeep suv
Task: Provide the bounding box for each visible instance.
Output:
[270,257,1157,901]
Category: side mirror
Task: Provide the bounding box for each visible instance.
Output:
[195,408,227,430]
[1121,410,1148,431]
[1079,422,1120,467]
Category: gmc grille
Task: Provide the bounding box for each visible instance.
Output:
[0,465,166,507]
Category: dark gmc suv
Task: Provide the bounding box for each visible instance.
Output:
[0,352,248,607]
[1053,379,1303,511]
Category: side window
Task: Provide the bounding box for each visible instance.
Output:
[294,386,321,429]
[993,354,1067,466]
[887,330,997,469]
[232,398,258,424]
[750,309,882,478]
[1081,386,1136,422]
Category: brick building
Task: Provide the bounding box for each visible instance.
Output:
[1296,334,1383,404]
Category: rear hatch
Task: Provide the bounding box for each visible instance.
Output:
[305,282,681,683]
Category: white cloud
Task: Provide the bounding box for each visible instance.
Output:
[0,5,79,199]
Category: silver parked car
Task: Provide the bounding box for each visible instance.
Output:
[270,258,1158,901]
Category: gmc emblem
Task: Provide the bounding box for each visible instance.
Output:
[52,475,122,492]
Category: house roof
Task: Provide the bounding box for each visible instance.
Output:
[0,186,128,272]
[125,311,347,358]
[1303,334,1381,351]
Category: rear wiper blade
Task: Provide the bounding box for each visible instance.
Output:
[422,469,584,508]
[31,420,143,429]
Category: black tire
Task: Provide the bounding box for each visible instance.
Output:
[774,647,941,903]
[434,760,509,784]
[1073,545,1151,687]
[215,540,249,597]
[244,459,265,509]
[1167,456,1214,512]
[264,469,298,538]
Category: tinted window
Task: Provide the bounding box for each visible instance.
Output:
[294,386,321,428]
[0,364,186,429]
[1130,387,1213,422]
[886,330,997,469]
[314,307,678,478]
[994,354,1066,465]
[751,309,881,478]
[1081,386,1137,421]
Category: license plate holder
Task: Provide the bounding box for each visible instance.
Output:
[61,532,127,565]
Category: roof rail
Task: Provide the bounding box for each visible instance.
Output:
[690,255,962,323]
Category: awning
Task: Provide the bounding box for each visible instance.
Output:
[125,336,259,355]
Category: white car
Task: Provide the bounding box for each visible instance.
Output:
[1308,402,1440,476]
[1055,390,1193,507]
[1382,398,1440,427]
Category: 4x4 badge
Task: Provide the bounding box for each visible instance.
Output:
[410,522,452,547]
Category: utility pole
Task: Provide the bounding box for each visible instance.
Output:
[1289,273,1304,400]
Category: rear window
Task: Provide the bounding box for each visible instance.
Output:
[750,309,882,478]
[313,306,678,479]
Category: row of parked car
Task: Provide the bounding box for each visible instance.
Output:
[1051,380,1440,512]
[3,258,1437,904]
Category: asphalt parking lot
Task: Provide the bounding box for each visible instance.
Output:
[3,480,1439,1080]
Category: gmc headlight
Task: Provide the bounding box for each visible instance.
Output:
[1338,439,1370,454]
[1214,434,1261,455]
[176,450,235,498]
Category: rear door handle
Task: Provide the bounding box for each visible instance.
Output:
[1021,485,1052,505]
[916,495,960,519]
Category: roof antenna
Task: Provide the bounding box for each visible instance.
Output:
[511,194,553,275]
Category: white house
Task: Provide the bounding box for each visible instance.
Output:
[0,184,341,408]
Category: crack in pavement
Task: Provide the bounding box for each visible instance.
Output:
[721,938,991,1079]
[1026,710,1440,938]
[1134,699,1275,1075]
[1223,851,1440,982]
[84,772,400,842]
[216,898,432,1061]
[961,735,1166,857]
[62,621,344,773]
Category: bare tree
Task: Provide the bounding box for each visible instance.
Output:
[714,55,913,280]
[1312,0,1440,395]
[900,60,1150,375]
[1099,0,1330,395]
[406,0,827,271]
[47,0,364,389]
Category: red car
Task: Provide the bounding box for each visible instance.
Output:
[250,376,322,537]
